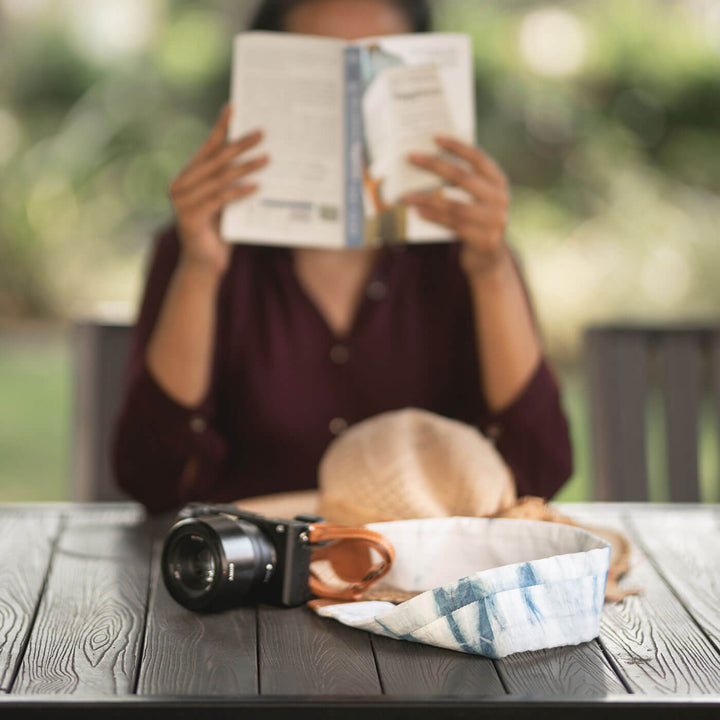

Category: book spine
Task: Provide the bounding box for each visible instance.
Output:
[343,46,364,247]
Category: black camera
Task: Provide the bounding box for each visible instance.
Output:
[161,503,324,612]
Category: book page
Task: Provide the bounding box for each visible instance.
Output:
[355,34,475,243]
[363,64,455,202]
[221,32,347,247]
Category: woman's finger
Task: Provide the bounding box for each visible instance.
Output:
[434,135,507,187]
[178,182,260,229]
[173,130,264,194]
[405,193,505,229]
[412,199,491,232]
[414,204,496,246]
[414,203,467,234]
[174,154,269,208]
[185,104,233,169]
[404,182,507,215]
[203,182,259,216]
[407,152,498,201]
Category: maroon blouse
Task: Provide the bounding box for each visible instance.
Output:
[112,226,572,513]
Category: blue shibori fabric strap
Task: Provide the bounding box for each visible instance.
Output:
[313,517,611,658]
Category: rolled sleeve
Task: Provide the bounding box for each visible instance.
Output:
[480,359,573,499]
[113,364,227,513]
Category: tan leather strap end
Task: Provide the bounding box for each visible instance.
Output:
[307,523,395,601]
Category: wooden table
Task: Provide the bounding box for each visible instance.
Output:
[2,502,720,718]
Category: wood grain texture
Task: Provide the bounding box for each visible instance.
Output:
[259,605,381,695]
[12,512,152,695]
[72,321,133,502]
[0,512,61,691]
[712,334,720,502]
[370,634,506,696]
[61,504,146,526]
[567,507,720,694]
[628,509,720,655]
[661,335,702,501]
[137,539,258,695]
[496,640,627,696]
[586,329,649,501]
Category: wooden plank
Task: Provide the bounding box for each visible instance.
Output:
[567,506,720,694]
[0,512,61,691]
[370,634,506,696]
[258,605,381,695]
[661,334,702,501]
[586,328,614,501]
[72,321,133,502]
[12,509,152,695]
[586,329,649,501]
[560,502,712,515]
[496,641,627,697]
[712,333,720,500]
[59,504,145,526]
[627,509,720,656]
[0,503,142,516]
[136,538,258,695]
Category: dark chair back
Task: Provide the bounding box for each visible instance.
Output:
[72,320,133,501]
[585,324,720,501]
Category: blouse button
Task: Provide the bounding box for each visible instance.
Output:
[190,416,207,433]
[486,423,502,441]
[329,417,348,436]
[366,280,387,301]
[330,345,350,364]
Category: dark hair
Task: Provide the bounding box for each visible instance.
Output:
[249,0,432,33]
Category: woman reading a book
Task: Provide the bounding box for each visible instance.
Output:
[113,0,573,513]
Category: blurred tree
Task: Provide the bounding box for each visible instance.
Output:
[0,0,718,358]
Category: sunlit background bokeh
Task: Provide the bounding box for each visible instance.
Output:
[1,0,720,501]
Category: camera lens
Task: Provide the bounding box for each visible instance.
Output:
[169,534,216,593]
[162,514,277,611]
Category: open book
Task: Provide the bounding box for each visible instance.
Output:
[220,31,475,248]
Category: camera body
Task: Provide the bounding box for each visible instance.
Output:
[161,502,324,612]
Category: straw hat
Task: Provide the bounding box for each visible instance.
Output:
[317,408,517,524]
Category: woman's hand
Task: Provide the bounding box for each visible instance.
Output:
[404,137,510,277]
[169,104,269,277]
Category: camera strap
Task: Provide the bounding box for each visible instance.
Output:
[306,523,395,601]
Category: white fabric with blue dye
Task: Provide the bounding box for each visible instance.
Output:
[313,517,611,658]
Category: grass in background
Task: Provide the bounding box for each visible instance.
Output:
[700,398,720,502]
[554,367,591,503]
[0,328,70,501]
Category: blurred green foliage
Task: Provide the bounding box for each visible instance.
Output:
[0,330,70,500]
[1,0,719,359]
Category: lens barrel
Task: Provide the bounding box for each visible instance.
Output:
[162,514,277,611]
